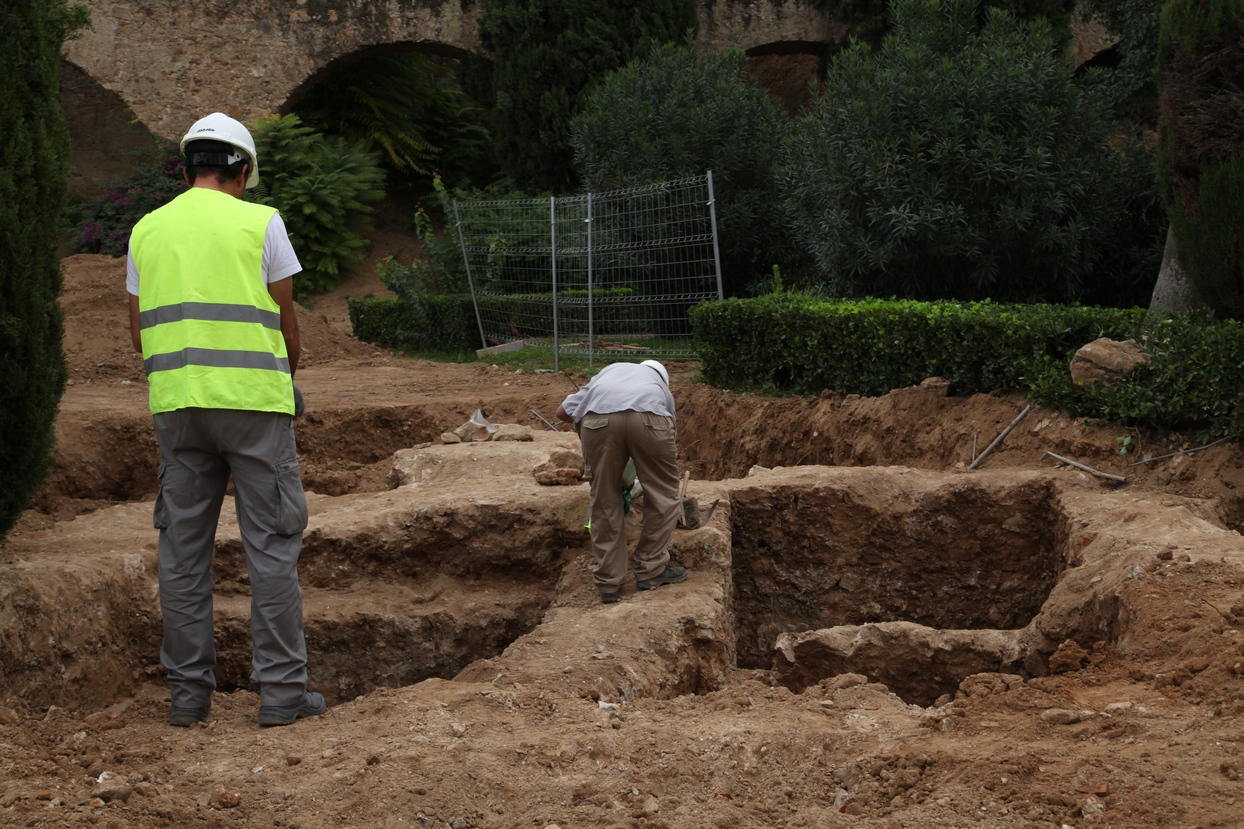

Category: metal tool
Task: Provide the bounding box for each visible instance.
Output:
[531,409,561,431]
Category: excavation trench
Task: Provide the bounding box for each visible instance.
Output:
[5,403,1112,714]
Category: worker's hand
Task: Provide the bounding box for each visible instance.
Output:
[293,385,305,417]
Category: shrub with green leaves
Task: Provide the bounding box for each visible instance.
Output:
[292,53,498,191]
[783,0,1163,306]
[1028,312,1244,436]
[477,0,696,192]
[571,40,796,297]
[248,114,386,297]
[1078,0,1164,122]
[1155,0,1244,320]
[70,145,184,256]
[1,0,88,542]
[376,176,470,299]
[348,294,480,353]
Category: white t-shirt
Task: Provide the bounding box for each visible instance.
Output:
[126,212,301,295]
[560,361,676,425]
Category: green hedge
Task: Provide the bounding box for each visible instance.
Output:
[1028,313,1244,436]
[692,294,1244,436]
[691,294,1145,398]
[348,295,480,352]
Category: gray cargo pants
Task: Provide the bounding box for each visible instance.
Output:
[153,408,309,709]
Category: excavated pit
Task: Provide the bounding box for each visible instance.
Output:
[732,477,1064,668]
[4,424,1105,716]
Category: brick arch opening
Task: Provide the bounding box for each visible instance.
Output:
[59,60,166,199]
[744,40,827,114]
[281,40,475,116]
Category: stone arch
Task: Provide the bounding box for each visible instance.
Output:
[743,40,828,114]
[281,40,473,117]
[66,0,484,140]
[68,0,835,140]
[59,59,165,197]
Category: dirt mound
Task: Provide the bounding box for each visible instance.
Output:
[59,253,387,386]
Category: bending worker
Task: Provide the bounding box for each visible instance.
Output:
[556,360,687,604]
[127,113,325,728]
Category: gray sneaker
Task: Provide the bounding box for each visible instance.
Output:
[257,691,326,727]
[635,565,688,591]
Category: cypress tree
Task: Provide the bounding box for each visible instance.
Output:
[478,0,696,193]
[1155,0,1244,319]
[0,0,88,541]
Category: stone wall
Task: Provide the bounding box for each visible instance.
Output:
[65,0,834,140]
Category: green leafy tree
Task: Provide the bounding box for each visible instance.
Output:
[571,40,795,297]
[812,0,1078,47]
[292,53,498,190]
[1155,0,1244,319]
[477,0,696,193]
[1,0,89,542]
[248,115,386,298]
[783,0,1164,305]
[1079,0,1165,122]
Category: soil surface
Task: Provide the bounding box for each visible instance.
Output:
[3,254,1244,829]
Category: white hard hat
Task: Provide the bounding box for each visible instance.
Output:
[180,112,259,188]
[640,359,669,385]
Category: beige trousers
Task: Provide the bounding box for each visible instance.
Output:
[579,410,680,592]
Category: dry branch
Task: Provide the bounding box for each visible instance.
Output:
[1042,451,1127,484]
[1127,436,1232,466]
[968,405,1031,470]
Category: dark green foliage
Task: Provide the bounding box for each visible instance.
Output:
[291,53,499,190]
[690,292,1143,397]
[1078,0,1164,122]
[1,0,88,541]
[348,295,480,352]
[571,41,797,297]
[783,0,1163,305]
[1028,312,1244,436]
[70,145,184,256]
[812,0,1077,46]
[376,176,471,298]
[1155,0,1244,319]
[477,0,697,192]
[248,115,386,298]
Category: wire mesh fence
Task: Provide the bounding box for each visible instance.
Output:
[453,172,723,367]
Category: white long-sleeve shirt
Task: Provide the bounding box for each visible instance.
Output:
[560,362,675,425]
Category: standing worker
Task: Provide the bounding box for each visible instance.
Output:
[556,360,687,604]
[127,113,325,728]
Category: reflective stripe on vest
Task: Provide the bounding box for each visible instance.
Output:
[131,188,294,415]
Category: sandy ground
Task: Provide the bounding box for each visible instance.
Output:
[2,254,1244,828]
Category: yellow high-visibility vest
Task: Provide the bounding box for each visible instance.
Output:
[131,188,294,415]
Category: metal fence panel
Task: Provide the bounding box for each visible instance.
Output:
[454,173,722,366]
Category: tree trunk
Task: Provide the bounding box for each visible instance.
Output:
[1147,225,1209,321]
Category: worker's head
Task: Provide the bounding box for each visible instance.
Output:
[640,359,669,385]
[180,113,259,189]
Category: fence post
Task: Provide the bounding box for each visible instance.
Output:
[586,191,594,369]
[453,200,489,350]
[706,170,725,301]
[550,196,559,371]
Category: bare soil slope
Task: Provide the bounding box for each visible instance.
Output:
[2,255,1243,829]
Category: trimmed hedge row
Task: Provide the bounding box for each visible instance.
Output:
[691,294,1244,436]
[1028,312,1244,437]
[348,295,480,353]
[690,294,1145,398]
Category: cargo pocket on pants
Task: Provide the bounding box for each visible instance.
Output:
[153,461,170,530]
[274,458,308,535]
